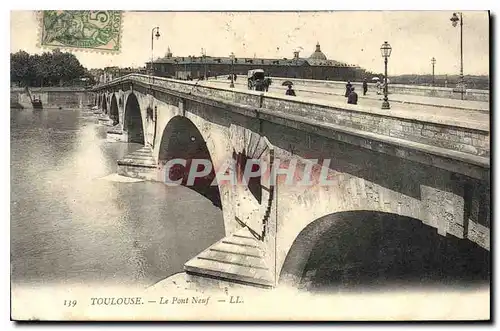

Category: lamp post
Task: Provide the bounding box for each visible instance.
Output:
[450,12,465,100]
[150,27,160,77]
[380,41,392,109]
[431,57,436,86]
[201,48,207,80]
[230,52,235,88]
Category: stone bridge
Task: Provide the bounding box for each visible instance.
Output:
[92,74,490,288]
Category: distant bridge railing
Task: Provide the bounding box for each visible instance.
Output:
[214,75,489,102]
[11,86,88,92]
[95,74,489,179]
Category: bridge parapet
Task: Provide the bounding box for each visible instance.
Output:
[226,75,489,102]
[106,74,264,108]
[261,95,489,158]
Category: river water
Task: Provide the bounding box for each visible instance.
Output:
[10,107,225,288]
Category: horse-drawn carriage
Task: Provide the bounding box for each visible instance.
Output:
[247,69,271,92]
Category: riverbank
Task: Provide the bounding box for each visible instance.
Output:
[10,86,92,109]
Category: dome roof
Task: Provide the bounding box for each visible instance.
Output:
[309,42,327,61]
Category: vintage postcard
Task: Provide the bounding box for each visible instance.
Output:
[10,10,490,321]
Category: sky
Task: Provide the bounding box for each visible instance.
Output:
[10,10,489,75]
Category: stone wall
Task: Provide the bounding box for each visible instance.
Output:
[259,119,490,280]
[10,87,92,109]
[10,91,26,108]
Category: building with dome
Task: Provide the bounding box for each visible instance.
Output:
[309,42,328,61]
[147,43,368,81]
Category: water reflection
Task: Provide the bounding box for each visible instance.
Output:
[11,108,225,288]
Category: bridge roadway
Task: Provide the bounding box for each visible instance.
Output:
[202,79,489,131]
[207,76,489,109]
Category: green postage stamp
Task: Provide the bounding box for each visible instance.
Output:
[39,10,122,52]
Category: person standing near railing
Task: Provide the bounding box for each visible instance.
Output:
[344,81,352,97]
[347,87,358,105]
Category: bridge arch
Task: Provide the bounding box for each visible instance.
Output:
[123,93,145,144]
[158,115,221,208]
[279,210,489,291]
[110,94,119,126]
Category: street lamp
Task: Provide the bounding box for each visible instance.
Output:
[431,57,436,86]
[380,41,392,109]
[201,48,207,80]
[230,52,235,88]
[450,12,465,100]
[150,27,160,77]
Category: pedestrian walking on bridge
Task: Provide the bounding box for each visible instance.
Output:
[285,85,296,96]
[347,87,358,105]
[345,81,352,97]
[363,79,368,96]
